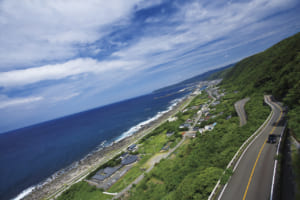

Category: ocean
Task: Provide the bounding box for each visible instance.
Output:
[0,84,195,200]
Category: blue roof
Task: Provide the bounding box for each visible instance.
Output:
[121,155,138,165]
[92,165,121,181]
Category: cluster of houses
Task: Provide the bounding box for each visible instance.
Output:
[92,144,139,182]
[198,122,217,134]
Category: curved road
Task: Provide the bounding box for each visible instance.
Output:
[218,95,285,200]
[235,98,250,126]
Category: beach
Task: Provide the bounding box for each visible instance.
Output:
[22,93,195,200]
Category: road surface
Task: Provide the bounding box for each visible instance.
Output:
[219,95,285,200]
[235,98,250,126]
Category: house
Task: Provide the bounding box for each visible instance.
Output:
[127,144,137,151]
[92,165,122,181]
[166,131,175,137]
[193,127,200,131]
[199,128,205,134]
[204,125,214,131]
[191,106,199,110]
[120,152,129,159]
[179,123,190,129]
[186,119,193,123]
[199,118,205,122]
[185,132,196,138]
[211,101,220,106]
[121,155,138,165]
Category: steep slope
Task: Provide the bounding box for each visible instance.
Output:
[222,32,300,108]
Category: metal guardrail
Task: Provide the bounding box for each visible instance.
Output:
[208,96,274,200]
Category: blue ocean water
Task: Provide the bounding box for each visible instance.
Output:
[0,85,192,200]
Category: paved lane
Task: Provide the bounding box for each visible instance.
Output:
[219,96,285,200]
[235,97,250,126]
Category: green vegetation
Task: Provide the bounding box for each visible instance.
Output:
[108,133,171,193]
[56,181,110,200]
[220,32,300,140]
[291,142,300,199]
[128,94,269,200]
[288,106,300,140]
[209,32,300,198]
[220,168,233,185]
[56,33,300,200]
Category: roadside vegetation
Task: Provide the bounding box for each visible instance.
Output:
[128,92,269,200]
[56,32,299,200]
[218,32,300,196]
[56,181,110,200]
[56,92,209,199]
[221,32,300,140]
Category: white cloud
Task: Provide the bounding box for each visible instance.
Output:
[0,96,43,109]
[0,0,143,68]
[52,92,80,102]
[113,0,298,71]
[0,0,297,89]
[0,58,142,87]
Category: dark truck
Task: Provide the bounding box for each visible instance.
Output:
[267,134,276,144]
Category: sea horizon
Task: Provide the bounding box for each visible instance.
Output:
[0,83,198,200]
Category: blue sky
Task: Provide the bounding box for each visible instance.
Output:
[0,0,300,133]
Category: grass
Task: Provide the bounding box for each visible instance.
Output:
[127,90,270,200]
[108,164,144,193]
[56,181,111,200]
[291,141,300,200]
[138,133,169,155]
[108,133,173,193]
[54,88,231,200]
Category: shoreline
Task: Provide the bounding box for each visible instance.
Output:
[21,91,196,200]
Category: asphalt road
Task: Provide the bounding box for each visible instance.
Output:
[219,95,285,200]
[235,97,250,126]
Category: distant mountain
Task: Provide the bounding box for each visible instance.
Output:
[153,64,234,93]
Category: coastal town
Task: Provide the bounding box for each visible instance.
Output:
[1,1,299,199]
[23,79,225,200]
[57,80,225,199]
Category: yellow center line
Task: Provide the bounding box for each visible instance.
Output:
[242,100,283,200]
[239,103,245,126]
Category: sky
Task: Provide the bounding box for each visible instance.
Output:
[0,0,300,133]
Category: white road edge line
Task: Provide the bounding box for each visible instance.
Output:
[270,118,286,200]
[209,96,274,200]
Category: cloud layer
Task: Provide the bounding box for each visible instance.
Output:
[0,0,300,132]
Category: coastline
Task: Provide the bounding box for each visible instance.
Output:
[21,91,196,200]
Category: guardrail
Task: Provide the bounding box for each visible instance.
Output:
[270,120,287,200]
[208,96,274,200]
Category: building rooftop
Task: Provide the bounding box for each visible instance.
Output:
[92,165,122,181]
[128,144,137,151]
[121,155,138,165]
[166,131,175,137]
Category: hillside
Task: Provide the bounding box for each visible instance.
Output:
[218,32,300,139]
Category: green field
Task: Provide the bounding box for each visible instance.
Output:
[56,181,111,200]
